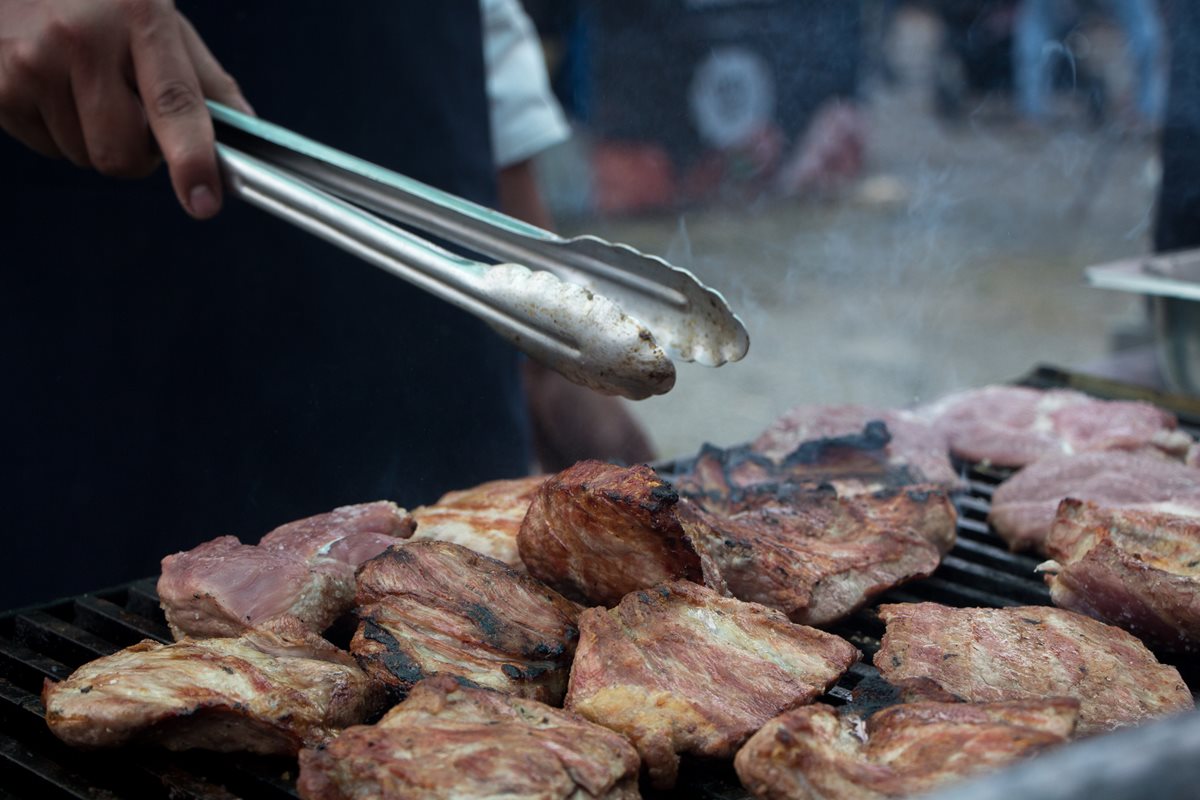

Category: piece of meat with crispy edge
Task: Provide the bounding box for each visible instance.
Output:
[297,675,642,800]
[43,617,383,755]
[409,475,546,570]
[734,698,1079,800]
[565,581,859,790]
[351,541,582,704]
[874,603,1193,736]
[518,460,703,606]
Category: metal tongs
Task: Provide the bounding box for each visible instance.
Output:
[209,102,749,400]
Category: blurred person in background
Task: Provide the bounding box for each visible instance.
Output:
[0,0,646,610]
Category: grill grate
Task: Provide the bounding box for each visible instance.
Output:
[1,368,1195,799]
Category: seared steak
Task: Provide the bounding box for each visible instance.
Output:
[1041,499,1200,652]
[565,581,858,789]
[43,618,382,755]
[518,461,703,606]
[917,385,1192,468]
[988,451,1200,552]
[297,675,641,800]
[680,485,956,625]
[410,475,546,570]
[875,603,1194,735]
[734,698,1079,800]
[159,501,414,639]
[351,541,581,703]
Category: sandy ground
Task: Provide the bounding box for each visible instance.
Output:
[544,10,1160,460]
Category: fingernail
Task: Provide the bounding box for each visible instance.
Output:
[188,185,219,219]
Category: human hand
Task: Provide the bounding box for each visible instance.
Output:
[0,0,252,218]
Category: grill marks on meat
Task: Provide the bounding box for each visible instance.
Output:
[988,451,1200,552]
[159,502,415,639]
[1040,499,1200,652]
[875,603,1194,735]
[297,675,641,800]
[564,581,858,789]
[351,541,581,703]
[43,618,382,755]
[409,475,546,570]
[752,405,960,488]
[518,461,702,606]
[734,698,1079,800]
[680,485,957,625]
[918,386,1192,468]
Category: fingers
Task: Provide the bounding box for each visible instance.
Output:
[177,14,253,115]
[72,48,159,178]
[0,107,62,160]
[127,0,220,218]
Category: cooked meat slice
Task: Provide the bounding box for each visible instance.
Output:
[565,581,859,789]
[518,460,703,606]
[43,618,382,755]
[680,485,956,625]
[734,698,1079,800]
[875,603,1194,735]
[159,502,414,639]
[752,404,960,487]
[297,675,641,800]
[917,385,1192,467]
[988,451,1200,552]
[409,475,545,570]
[1040,499,1200,652]
[351,541,581,703]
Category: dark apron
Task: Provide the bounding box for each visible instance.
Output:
[0,1,531,608]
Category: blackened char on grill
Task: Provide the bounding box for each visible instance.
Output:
[988,451,1200,552]
[42,617,383,755]
[517,461,703,606]
[297,675,641,800]
[751,405,960,488]
[158,502,414,639]
[409,475,546,570]
[734,698,1079,800]
[875,603,1194,736]
[679,484,956,625]
[1041,499,1200,652]
[351,541,581,703]
[565,581,858,790]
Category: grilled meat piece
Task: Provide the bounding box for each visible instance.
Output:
[298,675,641,800]
[875,603,1194,735]
[410,475,546,570]
[159,501,414,639]
[518,461,703,606]
[917,385,1192,468]
[565,581,859,789]
[734,698,1079,800]
[43,618,382,754]
[680,485,956,626]
[351,541,581,703]
[1041,499,1200,652]
[752,404,960,488]
[988,451,1200,552]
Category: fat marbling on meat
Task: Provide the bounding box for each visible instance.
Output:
[734,697,1079,800]
[916,385,1193,468]
[409,475,546,570]
[679,484,956,626]
[988,451,1200,552]
[1041,499,1200,652]
[43,617,383,755]
[158,501,414,639]
[298,675,641,800]
[518,460,703,606]
[565,581,859,789]
[351,541,581,703]
[875,603,1193,736]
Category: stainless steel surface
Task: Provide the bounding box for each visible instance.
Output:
[209,101,749,385]
[1086,249,1200,396]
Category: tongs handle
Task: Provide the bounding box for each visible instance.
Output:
[208,101,748,368]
